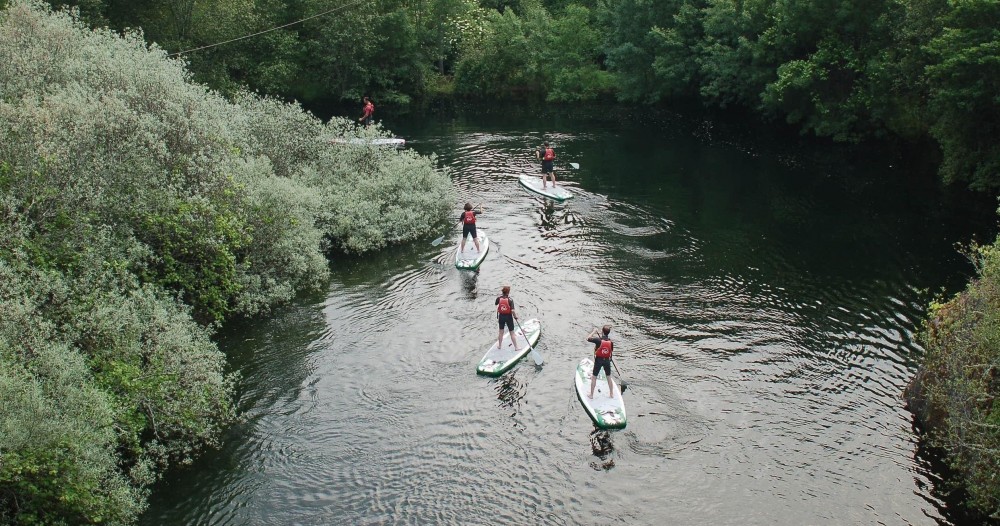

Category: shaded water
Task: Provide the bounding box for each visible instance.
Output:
[143,106,996,525]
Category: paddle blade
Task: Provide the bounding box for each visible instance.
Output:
[430,234,445,246]
[619,379,628,393]
[569,162,580,169]
[529,346,543,366]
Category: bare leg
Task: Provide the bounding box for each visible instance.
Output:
[607,377,615,399]
[541,172,547,188]
[497,328,504,350]
[473,236,480,252]
[460,234,467,253]
[550,171,557,187]
[510,329,519,353]
[588,375,597,399]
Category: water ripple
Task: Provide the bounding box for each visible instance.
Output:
[141,113,995,526]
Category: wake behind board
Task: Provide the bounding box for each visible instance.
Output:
[574,358,627,429]
[476,318,542,376]
[455,233,489,270]
[518,174,573,201]
[330,137,405,147]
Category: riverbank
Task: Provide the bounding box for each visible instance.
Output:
[0,3,452,524]
[906,239,1000,522]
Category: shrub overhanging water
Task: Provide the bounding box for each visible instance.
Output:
[0,1,454,524]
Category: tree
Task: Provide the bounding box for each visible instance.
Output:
[599,0,693,102]
[454,5,546,96]
[924,0,1000,190]
[545,4,613,101]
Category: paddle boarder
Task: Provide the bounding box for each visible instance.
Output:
[358,96,374,126]
[586,325,615,399]
[459,203,482,253]
[496,286,521,355]
[535,142,557,188]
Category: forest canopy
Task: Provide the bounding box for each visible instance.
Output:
[39,0,1000,191]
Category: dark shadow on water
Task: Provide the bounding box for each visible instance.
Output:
[495,373,525,415]
[459,268,479,299]
[910,419,1000,526]
[540,200,558,230]
[589,429,616,471]
[537,199,579,232]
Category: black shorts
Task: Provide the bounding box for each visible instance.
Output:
[541,161,554,174]
[463,223,477,239]
[592,357,611,377]
[498,314,514,331]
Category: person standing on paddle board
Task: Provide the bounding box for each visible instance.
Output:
[535,142,557,188]
[496,286,521,354]
[586,325,615,399]
[459,203,483,253]
[358,96,374,126]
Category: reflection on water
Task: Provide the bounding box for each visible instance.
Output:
[142,106,997,526]
[589,429,616,471]
[459,268,479,299]
[495,373,525,414]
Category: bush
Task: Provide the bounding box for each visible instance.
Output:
[0,262,145,525]
[911,237,1000,518]
[0,2,454,524]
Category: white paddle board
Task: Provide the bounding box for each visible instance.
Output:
[330,137,405,147]
[574,358,627,429]
[455,233,489,270]
[518,174,573,201]
[476,318,541,376]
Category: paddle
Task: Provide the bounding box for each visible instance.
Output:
[610,357,628,393]
[431,203,482,246]
[514,317,543,366]
[431,222,459,246]
[569,162,579,169]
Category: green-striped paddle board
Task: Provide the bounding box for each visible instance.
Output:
[476,318,541,376]
[455,233,489,270]
[574,358,627,429]
[518,174,573,201]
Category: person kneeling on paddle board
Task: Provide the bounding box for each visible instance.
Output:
[459,203,482,253]
[536,142,557,189]
[496,286,521,354]
[586,325,615,399]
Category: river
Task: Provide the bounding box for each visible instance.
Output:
[142,105,997,525]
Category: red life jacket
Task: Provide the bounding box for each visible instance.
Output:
[543,148,555,161]
[595,338,613,359]
[497,296,512,315]
[462,210,476,224]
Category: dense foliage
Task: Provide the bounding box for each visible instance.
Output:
[4,0,1000,521]
[910,234,1000,518]
[34,0,1000,190]
[37,0,1000,191]
[0,1,452,523]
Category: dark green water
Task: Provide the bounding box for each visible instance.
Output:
[142,105,997,525]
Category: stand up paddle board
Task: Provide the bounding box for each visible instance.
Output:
[476,318,542,376]
[455,233,489,270]
[574,358,627,429]
[330,137,406,147]
[518,174,573,201]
